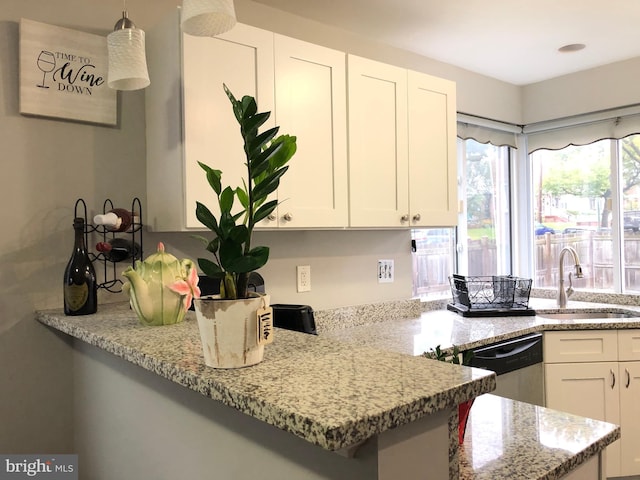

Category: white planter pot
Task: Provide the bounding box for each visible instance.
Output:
[193,294,270,369]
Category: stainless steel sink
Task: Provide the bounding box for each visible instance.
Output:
[537,311,638,320]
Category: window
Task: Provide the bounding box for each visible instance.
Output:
[412,110,640,297]
[412,138,512,297]
[531,134,640,293]
[457,139,512,276]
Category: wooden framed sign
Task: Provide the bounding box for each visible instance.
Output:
[19,18,117,125]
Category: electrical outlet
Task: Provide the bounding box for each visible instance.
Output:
[378,259,394,283]
[297,265,311,292]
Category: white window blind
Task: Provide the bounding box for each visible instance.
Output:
[524,105,640,154]
[457,113,519,148]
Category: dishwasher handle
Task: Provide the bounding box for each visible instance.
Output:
[474,337,540,361]
[468,333,543,375]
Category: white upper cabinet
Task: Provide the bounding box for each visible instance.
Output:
[266,35,348,228]
[146,10,456,231]
[145,11,274,232]
[347,55,458,228]
[408,71,457,227]
[347,55,409,228]
[182,25,275,230]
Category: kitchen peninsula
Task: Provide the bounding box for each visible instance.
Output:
[36,299,622,479]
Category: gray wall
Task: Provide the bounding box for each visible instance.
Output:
[1,0,639,455]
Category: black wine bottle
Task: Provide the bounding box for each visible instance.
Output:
[96,238,141,262]
[64,217,98,315]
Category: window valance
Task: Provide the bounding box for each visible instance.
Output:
[524,105,640,153]
[457,113,519,148]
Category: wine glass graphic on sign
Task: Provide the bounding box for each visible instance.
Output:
[36,50,56,88]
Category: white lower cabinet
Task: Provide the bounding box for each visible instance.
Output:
[545,329,640,478]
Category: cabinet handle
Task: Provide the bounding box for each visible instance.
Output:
[283,213,293,222]
[401,214,409,223]
[267,214,276,221]
[611,369,616,389]
[626,368,631,388]
[412,213,421,222]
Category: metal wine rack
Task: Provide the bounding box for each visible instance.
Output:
[73,198,144,293]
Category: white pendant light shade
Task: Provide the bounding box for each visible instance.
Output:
[181,0,237,37]
[107,12,150,91]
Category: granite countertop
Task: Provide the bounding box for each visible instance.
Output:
[317,297,634,479]
[35,302,495,452]
[322,298,640,356]
[459,394,620,480]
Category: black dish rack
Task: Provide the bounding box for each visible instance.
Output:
[447,274,535,317]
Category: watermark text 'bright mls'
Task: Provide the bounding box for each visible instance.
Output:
[0,455,77,479]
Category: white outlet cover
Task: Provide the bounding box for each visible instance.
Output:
[297,265,311,292]
[378,259,394,283]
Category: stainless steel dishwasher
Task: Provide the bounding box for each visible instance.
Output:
[467,333,544,406]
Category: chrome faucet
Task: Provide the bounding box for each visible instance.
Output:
[557,246,584,308]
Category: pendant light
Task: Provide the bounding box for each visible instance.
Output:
[107,6,150,91]
[181,0,237,37]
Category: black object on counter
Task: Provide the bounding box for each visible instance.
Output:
[272,304,317,335]
[63,217,98,315]
[447,303,536,317]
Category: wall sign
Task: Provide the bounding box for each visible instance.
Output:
[19,18,117,126]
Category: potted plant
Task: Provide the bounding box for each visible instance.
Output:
[192,84,297,369]
[424,345,475,444]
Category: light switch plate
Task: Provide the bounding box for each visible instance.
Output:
[378,259,394,283]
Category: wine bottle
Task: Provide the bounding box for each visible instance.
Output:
[96,238,141,262]
[64,217,98,315]
[93,208,135,232]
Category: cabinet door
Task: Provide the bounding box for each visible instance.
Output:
[407,71,457,227]
[618,329,640,361]
[182,24,275,229]
[545,362,621,477]
[270,35,348,228]
[347,55,409,227]
[619,361,640,476]
[544,330,618,363]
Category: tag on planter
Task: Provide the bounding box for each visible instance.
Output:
[257,306,274,345]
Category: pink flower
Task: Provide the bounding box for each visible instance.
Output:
[168,264,201,310]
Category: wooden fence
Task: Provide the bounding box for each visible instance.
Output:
[412,232,640,296]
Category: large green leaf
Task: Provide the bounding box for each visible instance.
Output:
[195,202,219,233]
[228,225,249,244]
[219,186,235,214]
[226,246,269,273]
[219,238,243,271]
[269,135,297,169]
[240,95,257,119]
[252,166,289,201]
[254,199,278,223]
[236,186,248,209]
[252,142,281,176]
[244,112,271,139]
[218,211,237,235]
[224,84,243,123]
[248,127,279,158]
[197,258,224,279]
[206,237,220,254]
[198,162,222,195]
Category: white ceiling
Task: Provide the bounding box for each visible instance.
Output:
[252,0,640,86]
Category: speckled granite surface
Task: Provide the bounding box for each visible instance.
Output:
[323,297,640,356]
[35,303,495,452]
[460,394,620,480]
[317,297,635,479]
[314,298,424,332]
